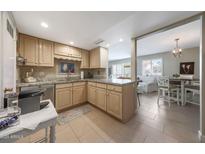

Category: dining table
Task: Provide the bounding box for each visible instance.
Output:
[169,78,199,106]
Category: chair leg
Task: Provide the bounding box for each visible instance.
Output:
[157,89,160,107]
[177,89,180,106]
[184,89,187,106]
[168,91,171,107]
[137,93,140,106]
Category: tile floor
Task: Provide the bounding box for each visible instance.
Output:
[16,92,200,143]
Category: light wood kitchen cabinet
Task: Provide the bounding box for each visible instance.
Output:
[96,87,107,111]
[56,87,73,111]
[54,43,82,60]
[19,34,54,67]
[89,47,108,68]
[19,34,38,66]
[55,81,136,122]
[87,85,96,105]
[73,84,86,105]
[107,90,122,120]
[70,46,82,58]
[54,43,69,56]
[38,39,54,67]
[80,50,89,68]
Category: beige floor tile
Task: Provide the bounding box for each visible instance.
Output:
[69,116,95,138]
[51,92,199,143]
[78,128,105,143]
[56,125,79,143]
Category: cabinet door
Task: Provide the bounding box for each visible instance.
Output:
[90,48,101,68]
[96,88,107,111]
[87,85,96,105]
[54,43,69,56]
[90,48,98,68]
[100,47,108,68]
[89,49,95,68]
[73,85,86,105]
[71,47,81,58]
[81,50,89,68]
[56,87,72,110]
[107,91,122,119]
[39,39,54,67]
[19,34,38,66]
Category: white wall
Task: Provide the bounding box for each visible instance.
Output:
[0,12,3,108]
[137,47,200,78]
[0,12,16,109]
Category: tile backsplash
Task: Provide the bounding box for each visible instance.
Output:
[17,59,107,83]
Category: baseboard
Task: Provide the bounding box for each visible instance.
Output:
[198,130,205,142]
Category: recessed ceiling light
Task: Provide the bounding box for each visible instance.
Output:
[119,38,123,42]
[41,22,48,28]
[106,43,110,47]
[69,41,74,45]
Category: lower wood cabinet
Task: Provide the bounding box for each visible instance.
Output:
[73,85,86,105]
[55,82,135,122]
[106,90,122,120]
[87,85,96,105]
[55,87,72,111]
[96,87,107,111]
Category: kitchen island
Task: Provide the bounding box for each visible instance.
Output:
[17,79,137,123]
[0,100,58,143]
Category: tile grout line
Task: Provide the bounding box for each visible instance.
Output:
[68,120,82,143]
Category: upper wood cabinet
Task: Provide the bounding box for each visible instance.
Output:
[19,34,38,66]
[39,39,54,67]
[90,47,108,68]
[54,43,82,60]
[81,50,90,68]
[54,43,69,56]
[19,34,54,67]
[70,46,82,58]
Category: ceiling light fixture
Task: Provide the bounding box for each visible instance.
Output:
[69,41,74,45]
[106,43,110,47]
[41,22,48,28]
[172,38,182,58]
[119,38,123,42]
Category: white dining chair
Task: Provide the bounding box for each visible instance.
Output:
[184,85,200,105]
[157,76,180,107]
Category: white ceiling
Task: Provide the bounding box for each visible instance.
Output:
[12,11,201,60]
[137,20,200,56]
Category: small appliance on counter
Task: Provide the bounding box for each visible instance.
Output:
[80,71,84,79]
[1,92,21,130]
[4,92,18,109]
[18,89,44,115]
[24,68,37,83]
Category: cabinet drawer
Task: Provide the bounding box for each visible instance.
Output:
[107,85,122,92]
[73,82,86,86]
[56,83,72,89]
[88,82,96,86]
[96,83,106,89]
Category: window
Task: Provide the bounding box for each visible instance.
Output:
[110,63,131,79]
[142,58,162,76]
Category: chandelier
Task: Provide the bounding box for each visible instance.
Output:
[172,38,182,58]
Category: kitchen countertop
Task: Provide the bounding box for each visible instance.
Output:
[16,78,136,88]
